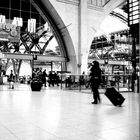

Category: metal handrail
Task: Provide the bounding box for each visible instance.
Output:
[59,74,133,92]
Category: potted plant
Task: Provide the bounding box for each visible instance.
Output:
[31,75,42,91]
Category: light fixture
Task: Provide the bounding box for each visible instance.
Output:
[104,59,108,65]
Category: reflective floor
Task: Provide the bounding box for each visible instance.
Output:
[0,83,139,140]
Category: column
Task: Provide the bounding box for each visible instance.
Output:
[78,0,88,74]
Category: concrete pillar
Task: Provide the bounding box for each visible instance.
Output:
[37,0,127,74]
[78,0,88,74]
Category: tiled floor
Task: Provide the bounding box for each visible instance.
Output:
[0,83,139,140]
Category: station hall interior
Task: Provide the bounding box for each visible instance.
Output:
[0,0,139,140]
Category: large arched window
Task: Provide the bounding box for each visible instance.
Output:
[0,0,64,56]
[0,0,68,76]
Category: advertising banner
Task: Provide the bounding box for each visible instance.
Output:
[0,19,20,42]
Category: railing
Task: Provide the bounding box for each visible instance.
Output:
[88,0,110,7]
[1,73,139,93]
[59,74,134,92]
[110,11,128,24]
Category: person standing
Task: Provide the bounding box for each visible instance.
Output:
[54,72,60,86]
[37,67,43,85]
[9,70,15,89]
[48,71,53,87]
[89,60,102,104]
[42,69,47,87]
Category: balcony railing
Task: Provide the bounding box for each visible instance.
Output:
[88,0,110,7]
[59,74,136,92]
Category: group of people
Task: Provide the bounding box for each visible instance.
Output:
[48,71,60,87]
[32,68,60,87]
[7,61,102,104]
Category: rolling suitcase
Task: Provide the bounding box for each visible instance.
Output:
[104,87,125,106]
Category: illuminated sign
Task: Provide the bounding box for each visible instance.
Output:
[128,0,139,26]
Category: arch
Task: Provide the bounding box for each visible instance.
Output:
[32,0,77,71]
[110,11,127,24]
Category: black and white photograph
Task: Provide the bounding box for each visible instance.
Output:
[0,0,139,139]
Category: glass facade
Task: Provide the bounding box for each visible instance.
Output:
[0,0,61,56]
[89,30,132,61]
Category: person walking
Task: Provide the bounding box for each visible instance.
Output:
[89,60,102,104]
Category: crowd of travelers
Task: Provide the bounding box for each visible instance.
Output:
[7,62,134,94]
[32,68,60,87]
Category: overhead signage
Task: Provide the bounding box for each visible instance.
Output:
[128,0,139,26]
